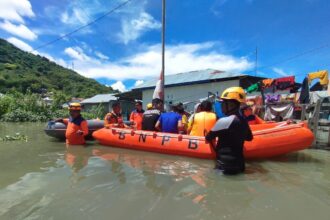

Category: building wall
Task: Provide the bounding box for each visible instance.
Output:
[142,79,239,112]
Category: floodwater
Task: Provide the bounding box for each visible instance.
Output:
[0,123,329,220]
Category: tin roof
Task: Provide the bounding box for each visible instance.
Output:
[134,69,246,90]
[81,94,117,104]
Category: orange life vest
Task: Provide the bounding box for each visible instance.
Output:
[104,112,125,128]
[189,112,217,136]
[63,117,88,145]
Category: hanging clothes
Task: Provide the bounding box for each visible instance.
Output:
[308,70,329,86]
[261,79,275,93]
[299,77,310,104]
[264,103,294,121]
[265,94,281,103]
[274,76,295,90]
[246,83,259,93]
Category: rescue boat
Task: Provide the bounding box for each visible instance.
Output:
[44,120,104,140]
[93,122,314,159]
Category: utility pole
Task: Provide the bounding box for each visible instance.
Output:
[161,0,166,102]
[255,47,258,77]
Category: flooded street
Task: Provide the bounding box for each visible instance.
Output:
[0,123,330,220]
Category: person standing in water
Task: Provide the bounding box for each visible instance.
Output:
[56,103,89,145]
[205,87,253,175]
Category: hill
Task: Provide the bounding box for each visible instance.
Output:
[0,38,114,98]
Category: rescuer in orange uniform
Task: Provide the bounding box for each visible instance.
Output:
[104,101,126,128]
[240,104,265,125]
[57,103,89,145]
[129,101,145,130]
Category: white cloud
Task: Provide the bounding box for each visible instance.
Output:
[95,51,109,60]
[0,0,35,23]
[65,42,253,81]
[118,12,161,44]
[111,81,126,92]
[273,67,293,76]
[61,8,89,26]
[7,37,33,52]
[0,20,37,41]
[134,80,144,87]
[64,47,92,61]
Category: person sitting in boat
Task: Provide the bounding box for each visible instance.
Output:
[189,100,217,136]
[142,98,163,131]
[187,103,201,134]
[129,101,145,130]
[104,101,126,128]
[155,103,183,133]
[177,103,189,133]
[56,103,89,145]
[205,87,253,175]
[240,103,265,125]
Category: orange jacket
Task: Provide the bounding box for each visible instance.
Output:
[104,112,125,128]
[63,117,88,145]
[129,110,144,130]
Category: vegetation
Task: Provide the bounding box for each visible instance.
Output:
[0,91,106,122]
[0,133,28,142]
[0,38,115,98]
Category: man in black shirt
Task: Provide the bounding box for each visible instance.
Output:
[142,98,163,131]
[206,87,253,175]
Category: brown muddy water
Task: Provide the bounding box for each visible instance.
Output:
[0,123,329,220]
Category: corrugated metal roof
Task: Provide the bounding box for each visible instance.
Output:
[134,69,246,90]
[81,94,117,104]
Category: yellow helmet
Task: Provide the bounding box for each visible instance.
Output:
[68,102,81,111]
[221,87,246,103]
[147,103,153,110]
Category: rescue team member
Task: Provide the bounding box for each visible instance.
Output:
[142,98,163,131]
[104,101,126,128]
[205,87,253,175]
[129,101,145,130]
[189,100,217,136]
[56,103,89,145]
[146,103,153,110]
[240,104,265,125]
[155,104,183,133]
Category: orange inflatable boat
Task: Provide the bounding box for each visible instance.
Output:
[92,122,314,159]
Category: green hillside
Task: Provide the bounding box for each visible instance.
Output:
[0,38,114,97]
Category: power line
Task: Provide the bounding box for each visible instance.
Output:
[30,0,133,53]
[245,42,330,77]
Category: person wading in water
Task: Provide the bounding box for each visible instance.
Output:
[205,87,253,175]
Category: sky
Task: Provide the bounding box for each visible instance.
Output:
[0,0,329,92]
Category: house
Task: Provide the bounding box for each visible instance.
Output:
[80,94,135,119]
[133,69,264,111]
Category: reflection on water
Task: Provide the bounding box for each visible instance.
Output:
[0,123,330,220]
